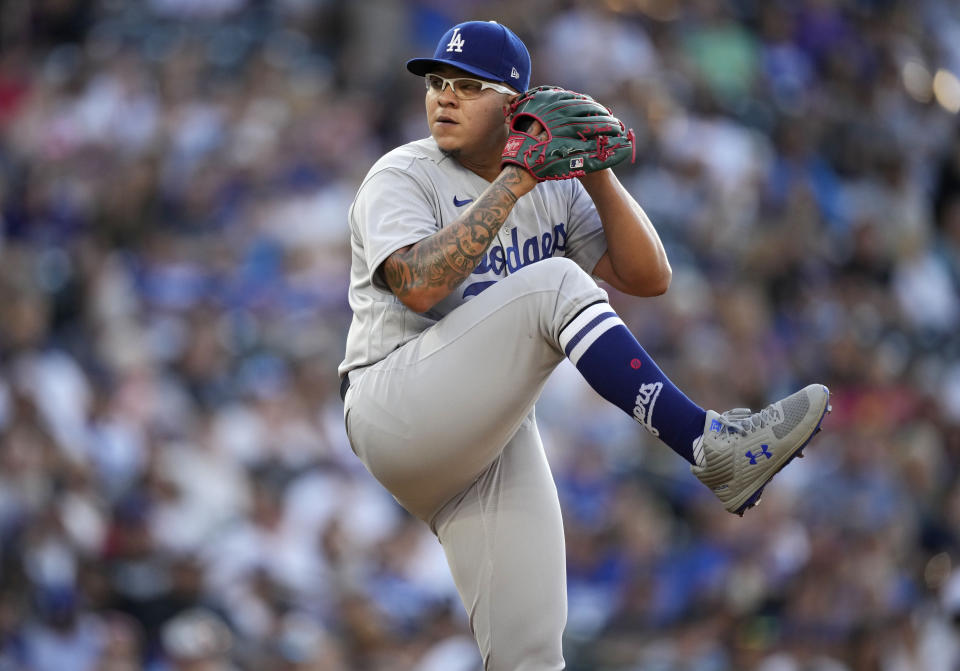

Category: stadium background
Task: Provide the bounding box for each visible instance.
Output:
[1,0,959,669]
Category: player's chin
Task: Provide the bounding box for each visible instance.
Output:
[431,131,461,153]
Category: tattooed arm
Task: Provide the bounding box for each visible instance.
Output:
[380,165,536,313]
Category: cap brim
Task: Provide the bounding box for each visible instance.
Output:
[405,58,510,87]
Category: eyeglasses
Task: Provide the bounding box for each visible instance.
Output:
[424,73,515,100]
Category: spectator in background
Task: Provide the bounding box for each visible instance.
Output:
[157,608,235,671]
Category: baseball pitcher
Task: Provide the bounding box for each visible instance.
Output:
[339,20,830,670]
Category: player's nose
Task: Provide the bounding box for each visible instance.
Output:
[436,83,459,106]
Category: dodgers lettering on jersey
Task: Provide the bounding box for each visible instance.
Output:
[338,137,608,377]
[464,224,568,298]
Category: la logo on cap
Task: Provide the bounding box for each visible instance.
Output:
[446,27,465,53]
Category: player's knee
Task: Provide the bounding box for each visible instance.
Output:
[506,258,608,338]
[536,255,583,277]
[550,257,607,303]
[519,256,593,291]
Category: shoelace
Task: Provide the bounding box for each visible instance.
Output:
[716,405,783,436]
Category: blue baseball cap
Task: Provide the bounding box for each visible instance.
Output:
[406,21,531,92]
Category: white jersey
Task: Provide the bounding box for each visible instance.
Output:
[338,137,608,377]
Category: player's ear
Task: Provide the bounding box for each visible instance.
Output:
[503,93,522,120]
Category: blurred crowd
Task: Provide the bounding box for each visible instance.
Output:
[0,0,959,669]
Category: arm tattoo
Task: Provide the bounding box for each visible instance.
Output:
[382,170,524,304]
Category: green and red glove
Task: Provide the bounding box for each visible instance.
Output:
[501,85,636,181]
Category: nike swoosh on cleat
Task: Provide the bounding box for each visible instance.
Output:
[453,196,474,207]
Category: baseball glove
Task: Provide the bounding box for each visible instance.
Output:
[501,85,636,181]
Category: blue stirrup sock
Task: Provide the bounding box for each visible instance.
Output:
[559,302,707,465]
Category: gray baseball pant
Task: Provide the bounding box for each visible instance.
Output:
[343,257,608,670]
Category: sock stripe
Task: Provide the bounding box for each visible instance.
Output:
[563,312,618,357]
[559,302,610,349]
[567,318,620,364]
[559,303,617,356]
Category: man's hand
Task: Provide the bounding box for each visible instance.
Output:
[499,119,544,197]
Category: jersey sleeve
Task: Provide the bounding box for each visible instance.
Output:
[561,179,608,276]
[351,167,439,291]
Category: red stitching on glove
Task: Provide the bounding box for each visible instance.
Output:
[540,170,587,180]
[594,135,614,162]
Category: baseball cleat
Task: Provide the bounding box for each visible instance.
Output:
[691,384,831,516]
